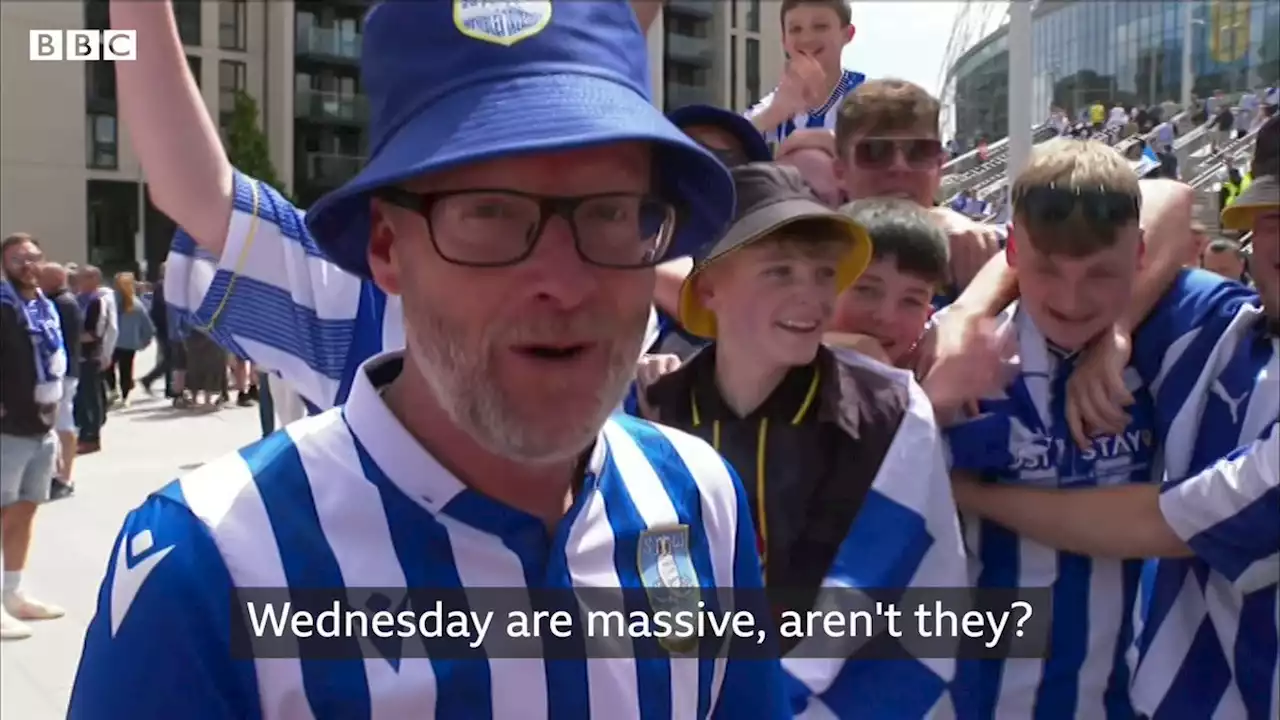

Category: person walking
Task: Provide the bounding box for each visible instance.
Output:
[107,272,154,407]
[37,263,81,500]
[73,267,109,454]
[139,263,173,397]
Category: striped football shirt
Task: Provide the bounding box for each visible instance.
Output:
[746,69,866,149]
[947,306,1159,720]
[165,172,665,413]
[1126,269,1279,720]
[69,352,787,719]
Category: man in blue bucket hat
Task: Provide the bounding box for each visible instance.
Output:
[72,2,785,717]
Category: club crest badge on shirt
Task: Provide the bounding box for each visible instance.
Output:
[453,0,552,46]
[638,526,701,653]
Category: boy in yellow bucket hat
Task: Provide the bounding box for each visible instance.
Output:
[641,162,892,608]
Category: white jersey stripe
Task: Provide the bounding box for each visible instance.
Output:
[178,446,314,720]
[288,418,439,719]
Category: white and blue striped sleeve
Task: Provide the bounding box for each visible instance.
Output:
[70,482,261,718]
[1159,422,1280,593]
[710,453,790,719]
[164,170,371,410]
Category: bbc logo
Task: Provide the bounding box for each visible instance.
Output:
[30,30,137,61]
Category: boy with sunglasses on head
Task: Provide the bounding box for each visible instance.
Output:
[936,118,1280,720]
[747,0,865,147]
[943,139,1161,720]
[642,163,969,718]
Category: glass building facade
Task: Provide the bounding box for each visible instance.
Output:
[949,0,1280,143]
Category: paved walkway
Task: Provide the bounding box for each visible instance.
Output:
[0,347,262,719]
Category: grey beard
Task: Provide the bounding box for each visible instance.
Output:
[405,305,646,466]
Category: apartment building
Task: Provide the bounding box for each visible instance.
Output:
[0,0,781,275]
[657,0,783,113]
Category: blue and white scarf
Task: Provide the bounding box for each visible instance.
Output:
[1,280,66,404]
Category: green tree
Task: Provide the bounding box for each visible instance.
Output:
[224,89,288,198]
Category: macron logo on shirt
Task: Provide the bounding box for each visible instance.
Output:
[109,529,175,637]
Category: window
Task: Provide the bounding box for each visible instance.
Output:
[747,0,759,32]
[174,0,202,46]
[746,38,761,105]
[730,36,738,110]
[731,0,738,29]
[220,0,247,50]
[219,60,246,127]
[86,113,118,169]
[85,62,116,103]
[187,55,203,89]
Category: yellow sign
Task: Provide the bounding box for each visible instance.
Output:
[1208,0,1251,64]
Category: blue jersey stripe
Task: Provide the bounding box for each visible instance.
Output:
[597,449,673,720]
[242,431,374,718]
[350,440,494,719]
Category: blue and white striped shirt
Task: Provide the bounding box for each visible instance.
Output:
[746,69,866,148]
[947,307,1159,720]
[1126,269,1279,720]
[166,171,663,414]
[69,351,786,719]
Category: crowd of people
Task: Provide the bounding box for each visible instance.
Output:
[0,250,282,641]
[0,1,1276,718]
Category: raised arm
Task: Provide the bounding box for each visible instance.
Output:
[110,0,233,254]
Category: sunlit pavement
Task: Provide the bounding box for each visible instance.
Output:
[0,346,261,719]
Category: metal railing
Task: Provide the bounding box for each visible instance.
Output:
[1187,128,1261,190]
[1112,111,1191,156]
[295,89,368,124]
[940,124,1059,197]
[295,26,361,60]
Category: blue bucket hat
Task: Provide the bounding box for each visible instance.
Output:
[668,104,772,165]
[305,1,736,278]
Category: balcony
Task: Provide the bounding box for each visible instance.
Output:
[666,0,713,18]
[664,82,716,111]
[295,89,368,125]
[295,26,361,62]
[664,34,713,66]
[304,152,364,186]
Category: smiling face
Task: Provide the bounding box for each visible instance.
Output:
[832,257,936,365]
[697,233,847,368]
[781,1,854,72]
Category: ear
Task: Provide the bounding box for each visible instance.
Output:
[845,24,856,45]
[1005,229,1017,268]
[1135,227,1146,267]
[367,199,402,296]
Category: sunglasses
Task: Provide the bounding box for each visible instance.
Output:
[852,138,943,170]
[1014,185,1141,227]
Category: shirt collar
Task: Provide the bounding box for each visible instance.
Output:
[342,351,609,517]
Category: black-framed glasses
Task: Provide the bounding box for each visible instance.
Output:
[1014,185,1140,228]
[374,188,677,269]
[853,138,944,170]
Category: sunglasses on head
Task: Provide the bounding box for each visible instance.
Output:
[852,137,943,170]
[1014,185,1141,227]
